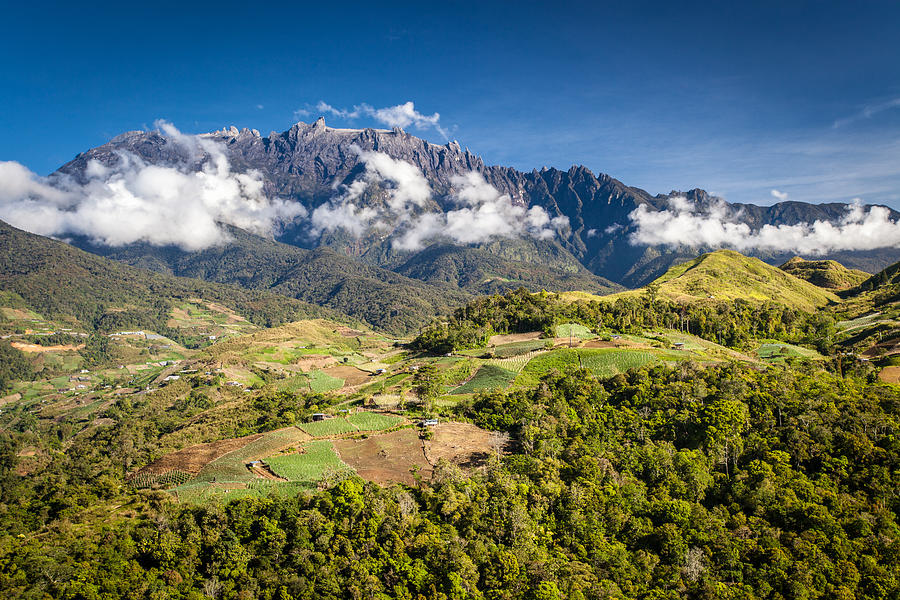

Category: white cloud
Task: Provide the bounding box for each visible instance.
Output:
[308,154,568,250]
[770,189,788,201]
[0,122,306,251]
[395,172,568,250]
[311,100,448,138]
[310,147,432,237]
[628,197,900,254]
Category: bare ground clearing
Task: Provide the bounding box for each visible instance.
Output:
[333,429,432,486]
[138,434,264,475]
[11,342,84,353]
[488,332,543,345]
[324,365,372,387]
[424,422,508,468]
[879,366,900,384]
[295,355,337,370]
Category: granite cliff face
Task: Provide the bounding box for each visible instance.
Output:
[58,118,900,288]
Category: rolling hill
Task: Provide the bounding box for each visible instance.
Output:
[0,219,339,333]
[779,256,869,290]
[599,250,839,311]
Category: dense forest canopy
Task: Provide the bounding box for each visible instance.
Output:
[411,288,836,355]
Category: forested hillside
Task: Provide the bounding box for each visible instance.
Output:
[0,220,335,333]
[0,245,898,600]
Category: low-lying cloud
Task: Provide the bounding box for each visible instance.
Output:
[394,172,568,251]
[310,146,430,236]
[629,196,900,254]
[309,100,448,138]
[0,121,305,251]
[312,151,568,250]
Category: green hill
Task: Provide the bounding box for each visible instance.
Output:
[779,256,869,290]
[75,227,470,334]
[602,250,839,312]
[0,219,338,333]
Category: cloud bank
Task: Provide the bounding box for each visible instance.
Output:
[0,122,306,251]
[629,197,900,254]
[311,151,567,250]
[310,100,448,138]
[393,172,569,251]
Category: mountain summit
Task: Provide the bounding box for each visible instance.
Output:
[54,119,900,289]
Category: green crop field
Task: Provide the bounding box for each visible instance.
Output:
[451,365,518,394]
[754,342,823,362]
[555,323,596,340]
[308,370,345,393]
[347,411,403,431]
[265,441,352,482]
[299,417,357,437]
[518,348,666,384]
[485,351,542,373]
[193,428,309,483]
[492,339,548,358]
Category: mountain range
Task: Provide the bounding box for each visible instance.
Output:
[30,118,900,325]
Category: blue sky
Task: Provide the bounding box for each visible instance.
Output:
[2,0,900,207]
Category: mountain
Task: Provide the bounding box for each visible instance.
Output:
[72,227,473,334]
[0,219,338,333]
[55,119,900,290]
[779,256,870,290]
[74,225,620,332]
[612,250,839,311]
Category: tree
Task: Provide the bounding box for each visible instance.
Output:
[413,364,442,411]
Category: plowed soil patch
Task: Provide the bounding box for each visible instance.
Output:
[324,365,371,386]
[333,429,431,486]
[140,434,263,475]
[879,366,900,384]
[11,342,84,353]
[295,355,337,370]
[489,332,542,345]
[582,340,618,349]
[425,422,507,468]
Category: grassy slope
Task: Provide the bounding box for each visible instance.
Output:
[779,257,870,290]
[579,250,838,312]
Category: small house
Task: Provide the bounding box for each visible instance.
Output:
[311,413,328,421]
[374,368,387,375]
[420,418,439,427]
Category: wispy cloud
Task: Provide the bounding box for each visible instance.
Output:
[833,97,900,128]
[629,196,900,254]
[0,121,306,250]
[300,100,449,138]
[770,189,788,201]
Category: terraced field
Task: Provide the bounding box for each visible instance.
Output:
[451,364,518,394]
[485,350,543,373]
[554,323,597,340]
[265,441,352,482]
[517,348,671,384]
[753,342,823,362]
[192,428,311,483]
[298,418,357,437]
[347,411,403,431]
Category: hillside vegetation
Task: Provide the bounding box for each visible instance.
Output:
[0,220,335,334]
[3,240,900,600]
[779,256,870,290]
[603,250,839,312]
